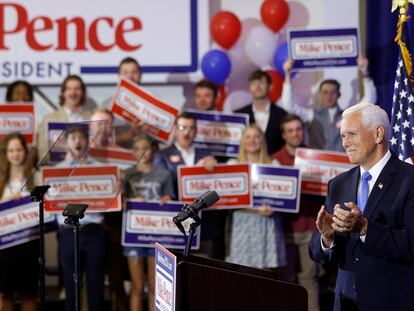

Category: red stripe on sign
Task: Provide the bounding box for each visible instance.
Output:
[89,148,135,161]
[296,148,350,164]
[120,79,179,115]
[301,180,328,196]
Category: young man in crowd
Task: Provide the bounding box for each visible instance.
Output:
[37,75,93,162]
[280,57,377,151]
[154,111,216,197]
[103,57,143,149]
[190,79,228,260]
[271,114,323,311]
[193,79,217,111]
[235,70,287,155]
[56,125,106,311]
[89,108,129,311]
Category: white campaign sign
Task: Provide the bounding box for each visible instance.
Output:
[0,0,209,84]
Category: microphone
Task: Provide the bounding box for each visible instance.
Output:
[173,191,220,224]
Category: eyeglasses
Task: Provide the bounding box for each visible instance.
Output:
[176,125,196,132]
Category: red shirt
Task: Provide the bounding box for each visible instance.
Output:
[271,145,323,233]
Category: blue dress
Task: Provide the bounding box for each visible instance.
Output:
[225,159,286,269]
[226,211,286,269]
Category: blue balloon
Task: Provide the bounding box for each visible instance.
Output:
[273,42,297,79]
[201,50,231,86]
[274,42,289,78]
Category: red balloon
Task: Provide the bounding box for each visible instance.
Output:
[215,85,227,111]
[267,70,284,103]
[260,0,290,33]
[210,11,241,50]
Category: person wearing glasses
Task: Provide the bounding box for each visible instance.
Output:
[153,111,216,198]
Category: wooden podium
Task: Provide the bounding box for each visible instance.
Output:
[173,252,308,311]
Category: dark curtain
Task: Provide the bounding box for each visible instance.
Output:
[366,0,414,116]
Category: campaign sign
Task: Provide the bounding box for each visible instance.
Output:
[111,79,179,144]
[288,28,358,70]
[251,164,301,213]
[294,148,354,196]
[0,196,57,250]
[0,103,35,145]
[42,165,121,213]
[186,109,248,157]
[122,200,199,249]
[88,147,136,169]
[46,121,89,163]
[178,163,251,208]
[155,243,176,311]
[0,0,210,84]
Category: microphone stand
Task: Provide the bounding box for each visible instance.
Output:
[62,203,88,311]
[183,214,201,257]
[30,185,51,311]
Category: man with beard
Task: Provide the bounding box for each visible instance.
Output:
[235,70,287,155]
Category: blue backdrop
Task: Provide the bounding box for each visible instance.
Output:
[366,0,414,116]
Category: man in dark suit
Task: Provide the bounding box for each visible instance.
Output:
[153,111,216,198]
[235,70,287,155]
[309,103,414,311]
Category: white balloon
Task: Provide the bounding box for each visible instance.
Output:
[244,25,277,68]
[223,90,253,113]
[228,43,244,75]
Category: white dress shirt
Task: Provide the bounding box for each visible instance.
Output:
[63,107,84,122]
[252,101,271,133]
[175,143,195,166]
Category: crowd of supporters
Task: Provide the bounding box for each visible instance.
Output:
[0,56,377,311]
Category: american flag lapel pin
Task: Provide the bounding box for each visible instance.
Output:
[378,183,383,189]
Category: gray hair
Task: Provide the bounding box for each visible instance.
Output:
[342,103,391,140]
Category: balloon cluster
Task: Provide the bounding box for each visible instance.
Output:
[201,0,292,110]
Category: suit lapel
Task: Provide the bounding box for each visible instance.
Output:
[265,105,274,134]
[346,167,360,204]
[170,145,185,165]
[363,154,398,219]
[247,105,256,124]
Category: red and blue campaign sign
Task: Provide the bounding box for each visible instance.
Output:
[0,196,57,250]
[251,164,301,213]
[288,28,359,70]
[186,109,249,157]
[88,147,136,169]
[0,103,35,145]
[155,243,176,311]
[42,165,121,213]
[178,163,251,208]
[122,200,199,249]
[111,79,179,144]
[294,148,354,196]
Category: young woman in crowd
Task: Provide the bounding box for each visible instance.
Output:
[6,80,34,102]
[123,135,174,311]
[226,124,286,273]
[4,80,38,167]
[0,133,37,311]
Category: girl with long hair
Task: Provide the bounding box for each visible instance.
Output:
[0,133,37,311]
[226,124,286,272]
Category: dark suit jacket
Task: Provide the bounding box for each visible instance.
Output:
[309,153,414,311]
[153,144,210,199]
[235,103,287,155]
